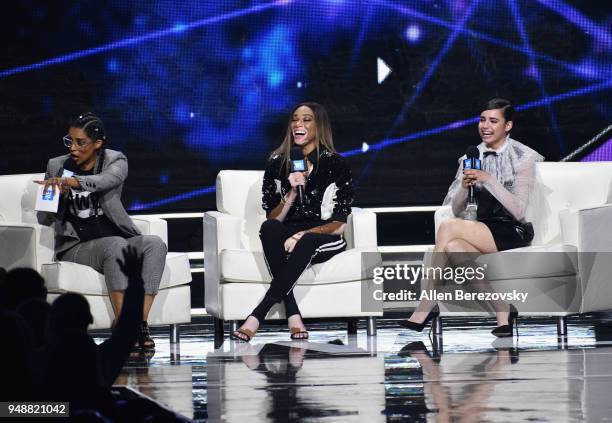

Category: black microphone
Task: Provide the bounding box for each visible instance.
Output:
[55,157,77,179]
[464,146,481,204]
[290,147,307,205]
[62,157,78,173]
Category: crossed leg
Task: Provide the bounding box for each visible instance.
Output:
[407,218,512,326]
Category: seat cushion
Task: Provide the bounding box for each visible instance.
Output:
[477,243,578,281]
[220,248,380,285]
[43,252,191,295]
[217,281,383,320]
[47,285,191,329]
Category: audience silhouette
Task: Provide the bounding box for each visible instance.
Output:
[0,248,186,421]
[0,267,47,311]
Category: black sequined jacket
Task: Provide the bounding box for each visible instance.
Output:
[262,148,354,223]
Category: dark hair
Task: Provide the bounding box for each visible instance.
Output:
[69,112,107,174]
[0,268,47,311]
[273,102,335,174]
[483,98,514,122]
[48,293,93,334]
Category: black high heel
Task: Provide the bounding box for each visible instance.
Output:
[491,304,519,338]
[398,341,441,363]
[398,305,440,333]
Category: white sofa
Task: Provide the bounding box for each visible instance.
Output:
[204,170,383,345]
[0,173,192,341]
[432,162,612,336]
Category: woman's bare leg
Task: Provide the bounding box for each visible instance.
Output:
[143,294,155,322]
[110,291,157,324]
[110,291,124,322]
[407,219,498,324]
[444,238,511,325]
[437,219,498,254]
[287,314,307,339]
[237,316,260,335]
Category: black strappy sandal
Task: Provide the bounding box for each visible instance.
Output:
[135,321,156,350]
[290,327,309,340]
[230,328,256,342]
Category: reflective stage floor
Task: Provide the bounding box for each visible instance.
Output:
[103,315,612,422]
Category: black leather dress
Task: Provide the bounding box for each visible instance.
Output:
[476,187,534,251]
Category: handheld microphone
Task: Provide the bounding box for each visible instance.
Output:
[463,146,481,203]
[290,147,307,205]
[463,146,481,221]
[61,157,77,178]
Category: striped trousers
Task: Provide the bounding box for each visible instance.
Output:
[250,218,346,322]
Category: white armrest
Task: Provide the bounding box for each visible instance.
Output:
[559,204,612,313]
[434,205,454,241]
[559,204,612,252]
[0,222,55,271]
[203,211,242,317]
[130,216,168,246]
[345,208,377,249]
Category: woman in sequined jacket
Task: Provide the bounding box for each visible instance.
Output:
[231,102,354,342]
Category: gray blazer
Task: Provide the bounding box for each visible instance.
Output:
[37,149,141,257]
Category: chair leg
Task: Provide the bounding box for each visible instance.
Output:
[431,315,443,336]
[557,316,568,338]
[230,320,239,334]
[431,333,443,356]
[366,335,377,356]
[214,317,224,349]
[169,324,180,344]
[366,316,377,336]
[347,319,358,335]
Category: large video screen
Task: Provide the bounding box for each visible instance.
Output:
[2,0,611,211]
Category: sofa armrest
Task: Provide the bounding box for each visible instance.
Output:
[345,208,378,249]
[434,206,454,241]
[559,204,612,313]
[559,204,612,252]
[0,223,55,271]
[130,216,168,246]
[203,211,242,317]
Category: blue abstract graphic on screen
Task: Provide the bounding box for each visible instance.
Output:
[1,0,610,210]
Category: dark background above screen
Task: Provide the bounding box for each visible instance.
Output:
[1,0,611,211]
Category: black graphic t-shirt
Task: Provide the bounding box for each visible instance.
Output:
[65,168,123,242]
[262,148,354,223]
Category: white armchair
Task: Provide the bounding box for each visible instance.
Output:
[432,162,612,336]
[204,170,383,345]
[0,173,192,341]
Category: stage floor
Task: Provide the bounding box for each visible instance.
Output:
[102,315,612,422]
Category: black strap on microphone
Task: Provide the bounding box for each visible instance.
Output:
[290,147,307,205]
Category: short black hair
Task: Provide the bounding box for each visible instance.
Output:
[483,98,514,122]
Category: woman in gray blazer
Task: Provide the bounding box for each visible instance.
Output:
[36,113,167,350]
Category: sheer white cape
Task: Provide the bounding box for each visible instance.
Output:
[442,137,545,222]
